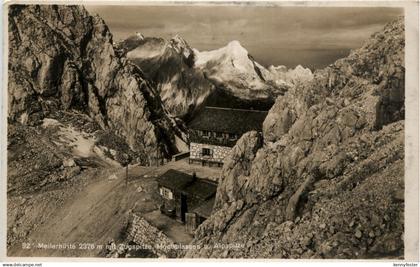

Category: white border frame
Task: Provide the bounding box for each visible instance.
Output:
[0,0,418,263]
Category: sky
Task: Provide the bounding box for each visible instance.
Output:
[85,5,403,70]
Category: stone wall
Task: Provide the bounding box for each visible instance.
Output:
[190,142,231,163]
[127,214,177,257]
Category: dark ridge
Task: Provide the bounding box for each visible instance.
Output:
[202,87,274,112]
[248,54,266,82]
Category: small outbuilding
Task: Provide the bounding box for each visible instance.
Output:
[157,169,217,233]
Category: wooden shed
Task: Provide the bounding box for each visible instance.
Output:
[157,169,217,231]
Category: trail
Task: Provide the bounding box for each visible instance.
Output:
[8,158,221,257]
[9,165,154,257]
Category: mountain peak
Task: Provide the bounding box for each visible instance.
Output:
[170,34,186,43]
[226,40,247,54]
[135,32,145,40]
[227,40,242,47]
[169,34,192,58]
[170,34,189,48]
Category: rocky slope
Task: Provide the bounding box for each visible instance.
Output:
[118,35,313,117]
[117,34,215,119]
[187,18,404,259]
[8,5,186,164]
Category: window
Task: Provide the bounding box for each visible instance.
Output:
[202,130,210,138]
[215,132,223,138]
[202,148,212,157]
[160,187,173,199]
[228,133,237,140]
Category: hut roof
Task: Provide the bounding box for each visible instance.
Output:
[181,179,217,200]
[157,169,217,199]
[157,169,194,191]
[193,197,216,219]
[188,107,268,134]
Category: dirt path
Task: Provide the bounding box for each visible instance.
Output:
[8,158,221,257]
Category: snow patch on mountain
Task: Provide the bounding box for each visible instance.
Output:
[194,40,313,100]
[126,37,166,59]
[194,41,277,99]
[195,40,251,71]
[268,64,314,85]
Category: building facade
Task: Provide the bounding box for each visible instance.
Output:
[188,107,268,167]
[189,142,231,166]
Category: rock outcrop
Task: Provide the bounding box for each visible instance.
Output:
[8,5,186,164]
[117,34,215,119]
[187,18,404,259]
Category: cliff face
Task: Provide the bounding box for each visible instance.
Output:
[187,18,404,259]
[8,5,186,162]
[117,35,215,119]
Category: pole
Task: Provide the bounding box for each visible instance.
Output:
[125,164,128,187]
[156,144,159,167]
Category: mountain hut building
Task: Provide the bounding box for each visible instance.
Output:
[188,107,268,167]
[157,169,217,233]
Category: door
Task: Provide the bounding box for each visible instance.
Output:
[180,193,188,222]
[185,213,197,234]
